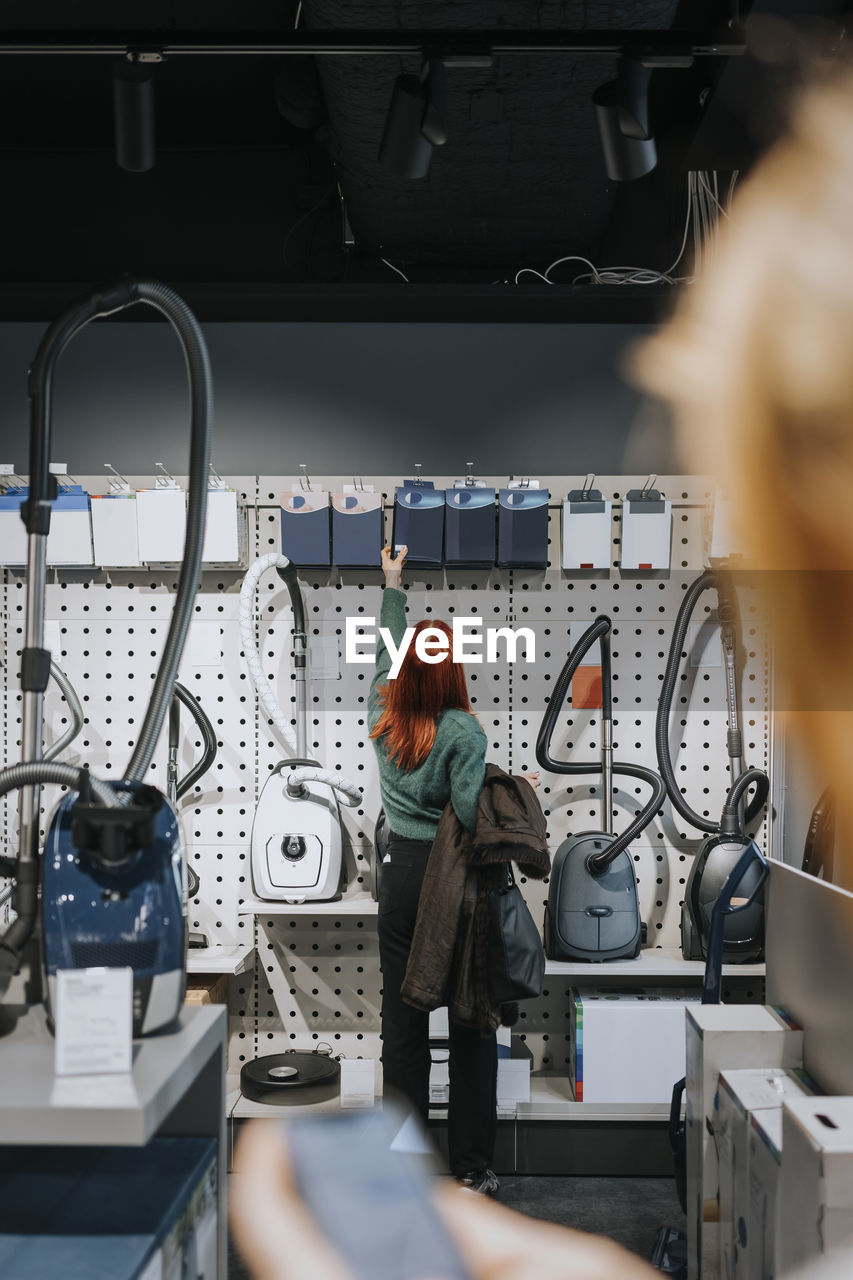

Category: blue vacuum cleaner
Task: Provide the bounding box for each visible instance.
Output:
[0,278,212,1037]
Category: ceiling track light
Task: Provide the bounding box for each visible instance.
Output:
[112,53,159,173]
[593,59,658,183]
[379,57,449,180]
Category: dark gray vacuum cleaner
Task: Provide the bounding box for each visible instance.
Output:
[656,570,770,962]
[536,616,666,961]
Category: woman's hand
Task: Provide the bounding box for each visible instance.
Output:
[381,545,407,589]
[521,771,541,791]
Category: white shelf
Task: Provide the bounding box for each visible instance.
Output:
[518,1074,673,1123]
[239,889,378,917]
[187,944,255,975]
[545,946,765,980]
[0,1004,226,1146]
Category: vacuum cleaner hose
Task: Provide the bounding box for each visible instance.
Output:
[536,616,666,874]
[123,281,212,783]
[719,767,770,838]
[171,682,218,800]
[0,762,118,991]
[42,662,85,763]
[239,553,362,808]
[536,617,612,774]
[656,570,720,834]
[587,762,667,874]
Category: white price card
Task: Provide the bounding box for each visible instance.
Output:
[339,1058,376,1109]
[54,966,133,1076]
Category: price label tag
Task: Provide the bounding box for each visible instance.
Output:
[339,1058,376,1109]
[54,967,133,1076]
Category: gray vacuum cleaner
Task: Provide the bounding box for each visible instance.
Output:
[656,570,770,962]
[536,616,666,961]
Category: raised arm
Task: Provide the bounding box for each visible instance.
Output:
[369,545,408,728]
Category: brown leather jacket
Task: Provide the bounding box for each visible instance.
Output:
[401,763,550,1033]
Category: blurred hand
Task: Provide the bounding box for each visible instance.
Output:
[231,1118,656,1280]
[381,544,407,587]
[521,771,541,792]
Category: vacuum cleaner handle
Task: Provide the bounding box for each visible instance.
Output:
[535,616,612,774]
[171,682,218,801]
[701,841,769,1005]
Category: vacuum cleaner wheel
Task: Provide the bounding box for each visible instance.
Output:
[240,1051,341,1103]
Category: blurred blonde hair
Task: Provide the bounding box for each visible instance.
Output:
[635,72,853,868]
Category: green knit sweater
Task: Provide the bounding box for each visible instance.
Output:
[368,587,487,841]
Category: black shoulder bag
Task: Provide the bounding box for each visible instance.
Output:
[487,864,546,1004]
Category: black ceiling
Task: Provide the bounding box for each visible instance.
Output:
[0,2,847,320]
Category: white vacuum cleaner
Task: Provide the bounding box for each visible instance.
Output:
[240,553,362,903]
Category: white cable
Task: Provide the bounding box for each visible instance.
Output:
[513,171,697,288]
[382,258,410,282]
[239,553,362,808]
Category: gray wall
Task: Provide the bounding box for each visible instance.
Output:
[0,321,676,477]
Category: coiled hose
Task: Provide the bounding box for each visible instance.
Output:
[239,553,362,808]
[655,569,765,833]
[536,616,666,874]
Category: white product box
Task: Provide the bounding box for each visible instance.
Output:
[0,483,93,567]
[685,1006,803,1280]
[779,1096,853,1276]
[570,988,700,1104]
[561,496,612,570]
[429,1046,449,1106]
[0,497,27,564]
[90,493,141,567]
[716,1067,812,1280]
[136,487,187,563]
[620,495,672,570]
[746,1108,782,1280]
[47,490,94,566]
[201,487,243,564]
[428,1006,449,1040]
[708,488,741,563]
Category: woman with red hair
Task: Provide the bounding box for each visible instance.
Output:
[369,545,498,1195]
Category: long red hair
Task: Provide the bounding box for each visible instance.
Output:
[370,619,473,771]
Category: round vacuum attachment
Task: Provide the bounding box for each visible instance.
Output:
[240,1051,341,1103]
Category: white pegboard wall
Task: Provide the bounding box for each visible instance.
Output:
[0,475,772,1074]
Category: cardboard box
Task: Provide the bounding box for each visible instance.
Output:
[570,987,700,1104]
[779,1096,853,1275]
[685,1006,803,1280]
[716,1067,812,1280]
[746,1108,782,1280]
[184,974,228,1007]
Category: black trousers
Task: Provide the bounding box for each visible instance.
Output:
[377,833,497,1177]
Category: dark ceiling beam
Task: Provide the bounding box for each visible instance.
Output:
[0,28,745,59]
[0,283,675,324]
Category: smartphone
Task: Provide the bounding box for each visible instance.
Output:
[285,1105,472,1280]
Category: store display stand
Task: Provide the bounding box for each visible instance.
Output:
[0,1003,228,1278]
